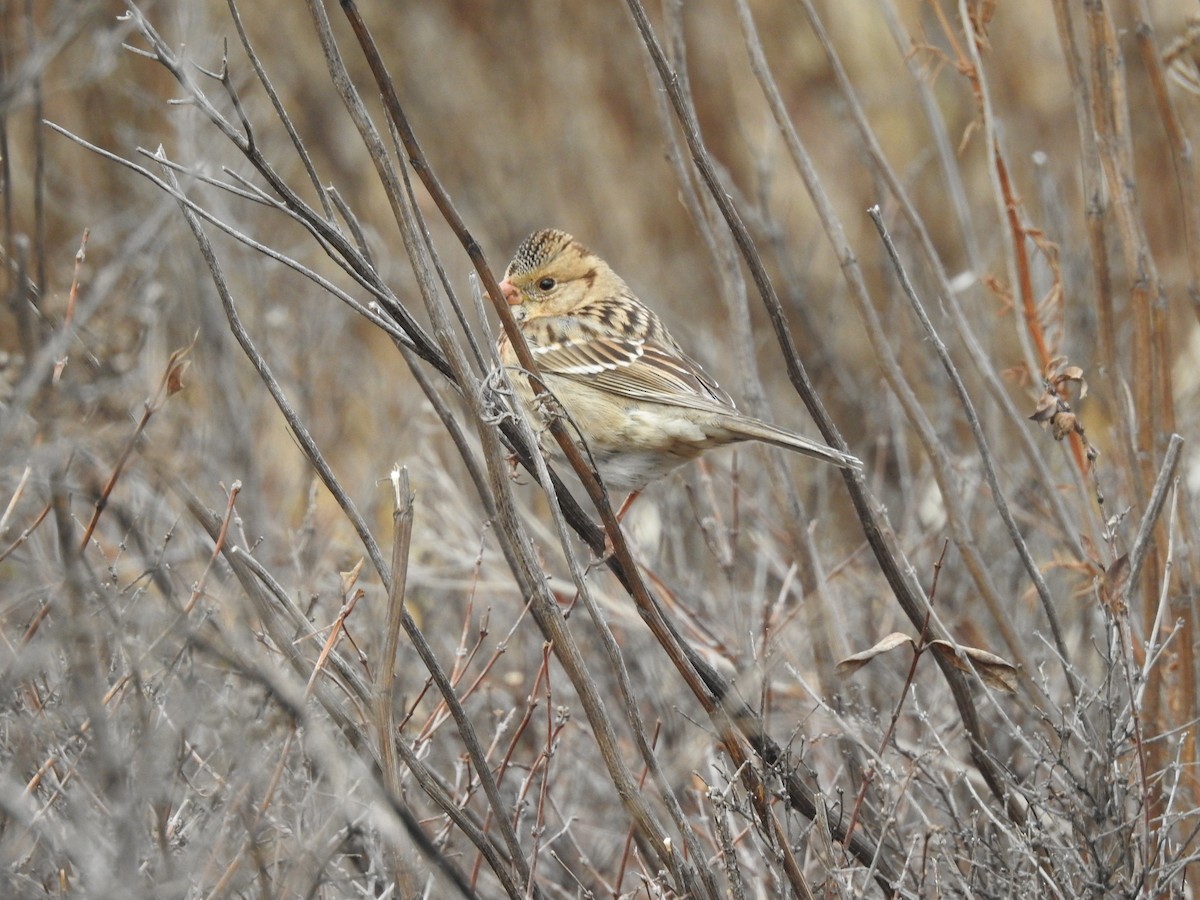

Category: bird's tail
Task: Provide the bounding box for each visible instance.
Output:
[722,415,862,471]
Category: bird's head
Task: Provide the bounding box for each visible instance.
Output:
[498,229,625,320]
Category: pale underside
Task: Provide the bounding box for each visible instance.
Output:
[505,311,761,492]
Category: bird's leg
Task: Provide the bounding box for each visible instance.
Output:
[596,490,643,563]
[615,490,642,522]
[505,452,523,484]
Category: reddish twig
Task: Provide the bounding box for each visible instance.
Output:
[615,721,662,895]
[0,501,51,568]
[51,228,88,383]
[78,335,196,552]
[184,480,241,613]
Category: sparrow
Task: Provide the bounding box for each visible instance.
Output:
[496,228,860,503]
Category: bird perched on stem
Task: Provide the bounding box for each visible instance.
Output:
[496,228,860,511]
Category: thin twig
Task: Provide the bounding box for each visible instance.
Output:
[1125,433,1184,604]
[376,466,414,801]
[184,480,240,613]
[78,335,195,552]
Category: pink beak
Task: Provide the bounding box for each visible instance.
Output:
[498,278,521,306]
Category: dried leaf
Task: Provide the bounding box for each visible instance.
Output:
[1029,391,1058,423]
[1054,365,1087,399]
[1051,410,1076,441]
[1165,16,1200,96]
[1044,355,1069,378]
[1038,358,1089,408]
[1098,553,1129,614]
[166,357,191,396]
[929,641,1019,693]
[836,632,914,676]
[340,558,365,596]
[152,333,198,409]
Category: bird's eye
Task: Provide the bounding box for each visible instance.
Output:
[537,277,556,292]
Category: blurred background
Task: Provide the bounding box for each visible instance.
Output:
[3,0,1199,896]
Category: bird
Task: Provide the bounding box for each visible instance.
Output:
[495,228,860,511]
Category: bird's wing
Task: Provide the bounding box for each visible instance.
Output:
[526,303,737,413]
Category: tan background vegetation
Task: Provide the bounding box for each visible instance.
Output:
[2,0,1199,896]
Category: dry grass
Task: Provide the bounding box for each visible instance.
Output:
[2,0,1199,897]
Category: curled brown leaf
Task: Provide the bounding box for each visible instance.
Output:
[836,632,915,676]
[1098,553,1130,615]
[929,641,1018,693]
